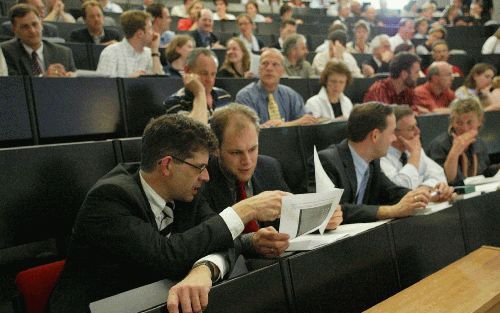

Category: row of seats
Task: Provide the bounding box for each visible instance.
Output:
[0,75,471,148]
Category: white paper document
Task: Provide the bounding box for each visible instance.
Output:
[280,146,344,251]
[463,170,500,186]
[413,201,452,216]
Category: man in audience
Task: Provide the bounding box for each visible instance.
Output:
[282,34,315,78]
[364,52,424,111]
[427,40,463,77]
[165,48,232,119]
[96,10,164,77]
[99,0,122,13]
[235,48,318,128]
[47,114,287,313]
[1,0,59,37]
[69,0,122,45]
[361,34,393,77]
[273,19,297,51]
[380,105,454,196]
[310,102,439,223]
[312,30,363,77]
[147,3,175,47]
[389,18,415,51]
[189,9,223,48]
[414,61,455,113]
[1,4,75,76]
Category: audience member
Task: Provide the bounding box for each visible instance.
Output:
[283,34,315,78]
[361,34,392,77]
[164,35,195,77]
[69,1,121,45]
[129,0,153,11]
[171,0,192,18]
[481,26,500,54]
[245,1,270,23]
[314,21,348,53]
[1,4,75,76]
[213,0,236,20]
[305,61,353,121]
[413,17,429,39]
[147,3,175,47]
[96,10,163,77]
[165,48,232,118]
[189,9,223,48]
[312,30,362,77]
[310,102,434,223]
[389,18,415,51]
[44,0,75,23]
[362,5,384,27]
[428,97,499,185]
[364,52,423,111]
[346,20,371,54]
[47,114,286,313]
[455,63,496,109]
[98,0,122,13]
[381,105,452,195]
[177,0,203,31]
[419,2,437,20]
[414,61,455,114]
[236,14,264,54]
[402,0,418,17]
[218,37,254,78]
[439,1,462,25]
[415,25,446,55]
[350,0,362,17]
[279,3,303,24]
[1,0,59,38]
[235,48,318,127]
[273,19,297,51]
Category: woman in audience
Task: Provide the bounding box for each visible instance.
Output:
[177,0,203,31]
[45,0,76,23]
[455,63,496,108]
[346,20,371,54]
[213,0,236,20]
[428,97,499,185]
[245,1,271,23]
[305,61,353,121]
[481,27,500,54]
[236,14,265,54]
[164,35,195,77]
[413,18,429,39]
[218,37,254,78]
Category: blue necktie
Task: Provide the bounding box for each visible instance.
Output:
[355,169,369,205]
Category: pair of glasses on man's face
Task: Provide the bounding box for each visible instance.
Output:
[157,155,207,174]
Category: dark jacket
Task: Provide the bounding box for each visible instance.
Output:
[69,27,122,44]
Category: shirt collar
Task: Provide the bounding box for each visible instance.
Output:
[348,142,369,177]
[123,38,144,56]
[22,41,43,57]
[139,171,174,222]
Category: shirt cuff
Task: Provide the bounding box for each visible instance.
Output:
[195,253,226,281]
[220,206,244,240]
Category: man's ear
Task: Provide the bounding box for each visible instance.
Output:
[369,128,380,143]
[159,156,173,177]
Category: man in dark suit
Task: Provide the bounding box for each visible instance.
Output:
[310,102,433,223]
[47,114,287,313]
[1,4,75,76]
[189,9,223,48]
[69,0,121,45]
[205,104,343,257]
[0,0,59,38]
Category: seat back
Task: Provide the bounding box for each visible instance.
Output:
[15,260,65,313]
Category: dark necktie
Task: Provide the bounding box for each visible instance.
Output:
[159,204,174,236]
[31,51,42,76]
[355,169,369,205]
[236,181,259,233]
[400,152,408,166]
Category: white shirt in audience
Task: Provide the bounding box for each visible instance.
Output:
[312,49,363,78]
[481,35,500,54]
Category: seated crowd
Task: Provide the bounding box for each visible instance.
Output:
[0,1,499,313]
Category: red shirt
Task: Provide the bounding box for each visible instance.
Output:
[177,18,194,31]
[414,82,455,112]
[423,65,463,77]
[363,78,421,110]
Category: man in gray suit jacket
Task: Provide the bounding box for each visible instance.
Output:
[0,0,59,38]
[1,4,75,76]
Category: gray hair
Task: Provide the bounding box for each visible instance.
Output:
[282,34,305,57]
[186,48,217,69]
[371,34,390,49]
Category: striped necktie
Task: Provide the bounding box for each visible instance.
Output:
[159,204,174,236]
[31,51,42,76]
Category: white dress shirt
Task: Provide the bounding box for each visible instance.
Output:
[381,146,447,189]
[305,86,353,120]
[312,49,363,77]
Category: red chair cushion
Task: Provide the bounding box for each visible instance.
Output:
[15,260,65,313]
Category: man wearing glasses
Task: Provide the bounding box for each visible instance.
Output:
[47,114,287,313]
[380,105,453,198]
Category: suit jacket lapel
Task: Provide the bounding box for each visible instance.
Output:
[363,162,375,203]
[209,158,235,210]
[16,40,33,75]
[132,169,157,227]
[339,140,358,200]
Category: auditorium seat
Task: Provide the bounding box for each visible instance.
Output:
[351,53,373,69]
[62,42,92,70]
[215,78,256,99]
[0,77,34,147]
[121,77,183,137]
[480,54,500,73]
[31,77,124,143]
[417,113,450,151]
[256,22,279,35]
[480,111,500,162]
[344,77,380,104]
[89,44,107,70]
[115,137,142,163]
[280,78,312,101]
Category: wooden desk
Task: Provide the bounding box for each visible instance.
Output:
[365,246,500,313]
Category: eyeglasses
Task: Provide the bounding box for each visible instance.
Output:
[158,155,207,174]
[396,125,419,133]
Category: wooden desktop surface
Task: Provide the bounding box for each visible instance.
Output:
[365,246,500,313]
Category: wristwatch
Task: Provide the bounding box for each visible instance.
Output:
[151,52,160,57]
[193,261,218,282]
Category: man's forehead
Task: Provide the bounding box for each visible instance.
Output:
[193,54,216,70]
[15,12,40,24]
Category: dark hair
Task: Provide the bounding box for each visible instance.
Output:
[389,52,420,79]
[431,39,448,51]
[245,0,259,13]
[82,0,103,19]
[9,3,39,24]
[121,10,150,38]
[398,17,413,28]
[165,34,194,63]
[319,61,352,88]
[393,104,413,122]
[210,103,260,147]
[213,0,228,6]
[347,102,393,142]
[393,43,414,54]
[141,114,218,172]
[464,63,496,89]
[280,18,296,29]
[328,30,347,47]
[146,3,166,19]
[279,3,292,16]
[236,13,253,25]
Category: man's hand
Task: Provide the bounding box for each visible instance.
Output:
[252,226,290,257]
[151,32,160,51]
[362,64,375,77]
[166,265,213,313]
[128,70,147,78]
[261,119,285,128]
[183,73,205,96]
[46,63,68,77]
[430,182,454,202]
[381,50,393,63]
[326,205,343,230]
[285,114,318,126]
[377,189,431,219]
[233,190,290,223]
[450,130,478,156]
